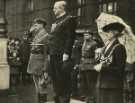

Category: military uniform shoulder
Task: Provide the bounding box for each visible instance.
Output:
[88,40,97,46]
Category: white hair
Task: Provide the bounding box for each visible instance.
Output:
[54,1,67,10]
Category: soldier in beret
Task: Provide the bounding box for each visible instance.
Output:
[27,18,50,103]
[48,1,77,103]
[95,22,127,103]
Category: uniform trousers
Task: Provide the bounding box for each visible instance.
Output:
[80,70,97,97]
[33,74,48,94]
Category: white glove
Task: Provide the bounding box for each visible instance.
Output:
[94,63,102,72]
[63,53,69,62]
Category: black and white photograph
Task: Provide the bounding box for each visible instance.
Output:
[0,0,135,103]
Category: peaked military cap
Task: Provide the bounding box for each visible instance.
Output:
[34,17,47,26]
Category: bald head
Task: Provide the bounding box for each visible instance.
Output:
[53,1,67,18]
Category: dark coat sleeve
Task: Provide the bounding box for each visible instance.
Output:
[102,44,127,72]
[112,44,127,69]
[64,17,77,55]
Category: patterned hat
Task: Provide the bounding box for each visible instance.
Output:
[102,22,125,33]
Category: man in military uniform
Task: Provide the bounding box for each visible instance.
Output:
[95,23,127,103]
[48,1,77,103]
[27,18,49,103]
[80,31,98,103]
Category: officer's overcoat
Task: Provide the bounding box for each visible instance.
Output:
[27,29,49,75]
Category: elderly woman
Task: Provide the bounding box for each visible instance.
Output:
[95,23,127,103]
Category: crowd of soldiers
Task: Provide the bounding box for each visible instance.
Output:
[6,1,135,103]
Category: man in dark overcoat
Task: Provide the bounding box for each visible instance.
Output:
[95,23,127,103]
[48,1,77,103]
[27,18,49,103]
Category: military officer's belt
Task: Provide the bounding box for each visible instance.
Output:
[30,43,44,54]
[81,57,95,64]
[30,43,44,46]
[31,50,43,54]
